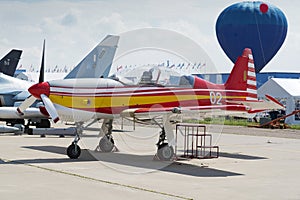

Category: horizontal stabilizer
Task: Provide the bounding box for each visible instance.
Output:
[226,94,284,113]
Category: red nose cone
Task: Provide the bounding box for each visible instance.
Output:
[28,82,50,99]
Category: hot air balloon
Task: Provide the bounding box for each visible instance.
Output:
[216,1,288,73]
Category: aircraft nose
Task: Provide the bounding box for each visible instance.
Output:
[28,82,50,98]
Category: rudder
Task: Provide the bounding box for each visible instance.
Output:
[0,49,22,76]
[225,48,257,101]
[64,35,119,79]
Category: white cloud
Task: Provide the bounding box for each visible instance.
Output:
[61,13,78,26]
[96,13,127,34]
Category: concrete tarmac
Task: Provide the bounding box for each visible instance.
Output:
[0,123,300,200]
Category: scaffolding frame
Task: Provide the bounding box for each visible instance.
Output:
[175,123,219,159]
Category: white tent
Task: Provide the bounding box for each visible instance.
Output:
[258,78,300,124]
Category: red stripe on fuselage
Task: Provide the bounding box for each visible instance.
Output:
[49,85,254,115]
[49,89,249,99]
[50,87,195,96]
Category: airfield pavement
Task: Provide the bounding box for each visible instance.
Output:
[0,121,300,200]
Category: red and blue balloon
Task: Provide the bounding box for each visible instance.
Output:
[216,1,288,72]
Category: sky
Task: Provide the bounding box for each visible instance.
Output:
[0,0,299,74]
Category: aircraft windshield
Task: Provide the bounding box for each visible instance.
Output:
[110,65,193,87]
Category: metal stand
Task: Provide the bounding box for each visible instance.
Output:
[175,123,219,159]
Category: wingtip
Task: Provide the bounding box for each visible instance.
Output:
[17,107,24,115]
[53,117,59,123]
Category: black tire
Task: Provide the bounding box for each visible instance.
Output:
[99,136,115,152]
[67,143,81,159]
[157,144,174,161]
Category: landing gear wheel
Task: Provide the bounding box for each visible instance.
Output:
[157,143,174,161]
[99,136,115,152]
[67,143,81,159]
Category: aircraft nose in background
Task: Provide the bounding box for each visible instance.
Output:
[28,82,50,98]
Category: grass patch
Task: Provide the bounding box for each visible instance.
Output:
[184,117,258,126]
[184,116,300,130]
[185,117,300,130]
[289,124,300,130]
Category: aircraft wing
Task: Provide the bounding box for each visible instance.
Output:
[120,95,284,120]
[120,104,251,120]
[0,107,48,119]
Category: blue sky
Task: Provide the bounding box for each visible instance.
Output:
[0,0,299,73]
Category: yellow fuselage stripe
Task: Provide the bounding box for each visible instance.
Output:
[49,94,246,108]
[50,94,205,108]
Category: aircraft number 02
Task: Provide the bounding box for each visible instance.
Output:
[209,91,222,105]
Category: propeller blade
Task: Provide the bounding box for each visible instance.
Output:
[17,95,37,115]
[39,39,45,83]
[40,94,59,123]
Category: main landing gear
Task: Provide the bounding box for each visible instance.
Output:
[156,128,174,161]
[98,135,115,152]
[67,140,81,159]
[66,120,116,159]
[97,119,115,152]
[66,117,175,161]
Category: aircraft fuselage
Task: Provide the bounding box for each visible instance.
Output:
[29,78,251,122]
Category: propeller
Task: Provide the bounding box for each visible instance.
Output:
[39,39,45,83]
[40,94,59,123]
[16,95,36,114]
[17,40,60,123]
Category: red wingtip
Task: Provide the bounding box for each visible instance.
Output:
[53,117,59,123]
[17,107,24,115]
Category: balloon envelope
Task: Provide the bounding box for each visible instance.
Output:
[216,1,288,72]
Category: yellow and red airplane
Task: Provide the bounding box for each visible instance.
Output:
[17,48,283,160]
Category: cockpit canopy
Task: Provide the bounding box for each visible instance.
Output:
[110,65,195,88]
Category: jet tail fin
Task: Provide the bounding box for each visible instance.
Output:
[64,35,119,79]
[0,49,22,77]
[225,48,258,101]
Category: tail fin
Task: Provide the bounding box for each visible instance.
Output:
[0,49,22,77]
[64,35,120,79]
[225,48,258,101]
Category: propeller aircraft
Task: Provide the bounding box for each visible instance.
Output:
[0,35,119,129]
[17,48,283,160]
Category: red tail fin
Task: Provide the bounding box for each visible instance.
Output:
[225,48,257,101]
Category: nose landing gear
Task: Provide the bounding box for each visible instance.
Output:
[67,122,82,159]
